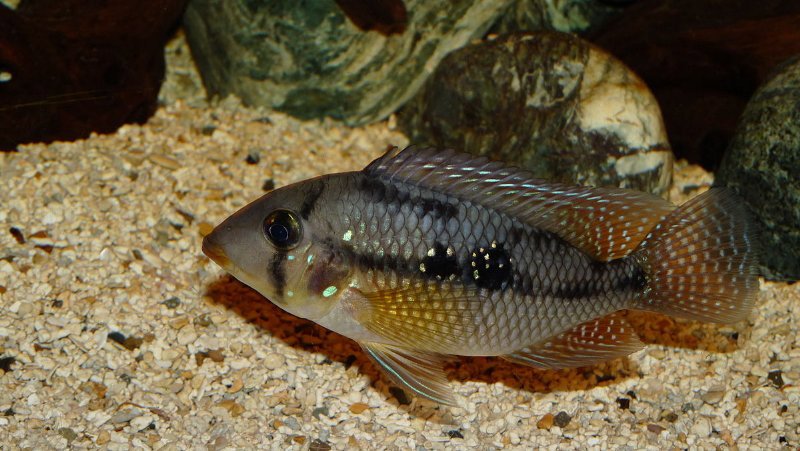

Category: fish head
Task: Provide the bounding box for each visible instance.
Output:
[203,178,351,321]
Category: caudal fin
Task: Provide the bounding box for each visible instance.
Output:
[633,188,759,323]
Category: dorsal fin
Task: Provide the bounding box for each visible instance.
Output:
[365,146,674,261]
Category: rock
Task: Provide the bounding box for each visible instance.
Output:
[399,31,673,195]
[0,0,187,150]
[183,0,513,125]
[263,352,285,370]
[553,411,572,428]
[536,413,554,430]
[716,55,800,281]
[592,0,800,169]
[491,0,630,35]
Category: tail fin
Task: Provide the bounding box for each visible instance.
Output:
[633,188,759,323]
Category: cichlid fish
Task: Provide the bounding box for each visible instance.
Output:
[203,146,759,405]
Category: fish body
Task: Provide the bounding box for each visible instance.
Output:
[203,146,759,405]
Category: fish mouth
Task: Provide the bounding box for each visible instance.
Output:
[202,233,230,268]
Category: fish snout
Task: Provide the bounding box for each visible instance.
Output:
[202,231,230,268]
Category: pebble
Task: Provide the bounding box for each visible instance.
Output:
[768,370,785,388]
[349,403,369,414]
[309,439,331,451]
[245,151,260,165]
[691,417,712,438]
[130,415,155,431]
[263,352,285,370]
[554,411,572,428]
[701,389,726,405]
[262,179,276,191]
[176,326,198,346]
[110,408,142,424]
[537,413,554,430]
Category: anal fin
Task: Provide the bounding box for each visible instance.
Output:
[502,314,643,370]
[360,342,457,406]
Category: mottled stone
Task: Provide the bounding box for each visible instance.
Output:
[491,0,630,35]
[716,55,800,281]
[399,32,673,195]
[593,0,800,169]
[183,0,513,125]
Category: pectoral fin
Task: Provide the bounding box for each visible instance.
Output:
[360,342,457,406]
[356,284,481,353]
[502,314,643,370]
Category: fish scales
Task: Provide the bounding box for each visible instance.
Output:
[325,172,640,354]
[203,146,759,405]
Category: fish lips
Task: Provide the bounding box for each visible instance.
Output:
[202,230,231,269]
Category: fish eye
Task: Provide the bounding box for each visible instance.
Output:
[263,209,302,249]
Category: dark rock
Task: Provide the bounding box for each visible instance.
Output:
[0,0,187,150]
[311,406,330,419]
[399,31,673,195]
[107,331,143,351]
[334,0,407,36]
[592,0,800,170]
[162,296,181,309]
[716,55,800,281]
[309,439,332,451]
[491,0,630,35]
[662,412,679,422]
[616,397,630,409]
[446,429,464,439]
[183,0,513,125]
[388,386,411,405]
[262,178,276,192]
[767,369,785,388]
[9,227,24,244]
[245,151,260,165]
[0,356,16,372]
[554,411,572,428]
[107,331,127,346]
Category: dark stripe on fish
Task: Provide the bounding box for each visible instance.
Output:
[269,252,287,296]
[360,176,458,221]
[300,182,325,219]
[550,260,646,300]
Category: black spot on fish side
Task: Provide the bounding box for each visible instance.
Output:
[468,242,512,290]
[420,242,459,280]
[614,264,647,293]
[414,197,458,221]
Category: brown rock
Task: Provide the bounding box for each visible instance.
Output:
[592,0,800,169]
[0,0,187,150]
[537,413,554,430]
[349,402,369,414]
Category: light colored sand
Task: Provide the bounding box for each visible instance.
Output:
[1,36,798,451]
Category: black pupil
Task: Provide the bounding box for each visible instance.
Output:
[268,223,289,243]
[264,210,300,249]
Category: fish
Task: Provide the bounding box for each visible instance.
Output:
[202,146,759,405]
